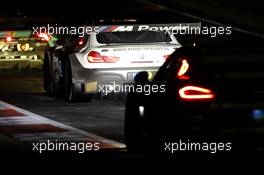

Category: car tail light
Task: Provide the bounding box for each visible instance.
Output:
[87,51,120,63]
[88,51,104,63]
[177,59,190,80]
[6,36,12,42]
[177,59,189,76]
[179,86,215,100]
[78,38,84,45]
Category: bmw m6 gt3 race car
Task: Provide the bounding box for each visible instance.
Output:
[43,24,182,102]
[124,46,264,155]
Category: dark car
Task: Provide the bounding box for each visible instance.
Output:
[124,46,264,155]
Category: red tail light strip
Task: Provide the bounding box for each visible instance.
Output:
[179,86,215,100]
[177,59,189,77]
[88,51,120,63]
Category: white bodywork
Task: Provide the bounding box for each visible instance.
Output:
[75,32,181,69]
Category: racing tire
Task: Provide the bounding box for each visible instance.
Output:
[64,58,81,102]
[64,58,91,102]
[43,51,52,94]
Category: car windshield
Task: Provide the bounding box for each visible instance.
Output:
[96,31,171,44]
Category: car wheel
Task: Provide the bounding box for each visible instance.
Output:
[64,58,91,102]
[65,59,81,102]
[124,94,147,153]
[43,51,52,94]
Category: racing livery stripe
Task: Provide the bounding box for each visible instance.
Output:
[107,25,119,32]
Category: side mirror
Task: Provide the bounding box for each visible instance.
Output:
[56,38,65,46]
[134,71,149,84]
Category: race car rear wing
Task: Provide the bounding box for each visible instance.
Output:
[95,23,202,34]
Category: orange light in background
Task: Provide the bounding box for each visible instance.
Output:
[78,37,85,45]
[179,86,215,100]
[6,36,12,42]
[38,33,50,41]
[78,40,84,45]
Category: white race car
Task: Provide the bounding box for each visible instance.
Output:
[43,24,181,102]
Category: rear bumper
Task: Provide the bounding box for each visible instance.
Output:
[70,56,158,94]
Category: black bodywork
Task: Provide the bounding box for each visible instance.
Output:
[124,46,264,155]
